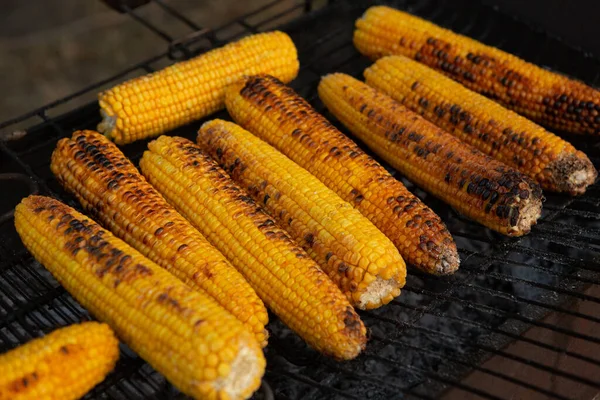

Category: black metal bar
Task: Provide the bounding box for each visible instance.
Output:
[366,339,570,400]
[150,0,202,31]
[401,285,600,344]
[122,4,173,43]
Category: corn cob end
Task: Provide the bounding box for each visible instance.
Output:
[97,100,117,141]
[550,152,597,195]
[213,331,266,399]
[437,246,460,275]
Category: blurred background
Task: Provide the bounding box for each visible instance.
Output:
[0,0,598,123]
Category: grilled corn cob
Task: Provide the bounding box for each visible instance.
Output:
[225,74,459,275]
[15,195,265,400]
[198,119,405,309]
[139,136,367,360]
[364,56,597,195]
[319,73,543,236]
[97,31,299,144]
[353,6,600,135]
[51,130,268,344]
[0,322,118,400]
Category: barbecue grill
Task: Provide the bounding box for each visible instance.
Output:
[1,0,599,399]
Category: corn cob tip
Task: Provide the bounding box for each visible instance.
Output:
[97,107,116,139]
[437,247,460,275]
[217,334,266,399]
[551,152,597,195]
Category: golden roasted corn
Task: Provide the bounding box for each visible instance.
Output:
[139,136,367,360]
[0,322,118,400]
[353,6,600,135]
[197,119,405,309]
[225,74,459,275]
[319,73,543,236]
[98,31,299,144]
[364,56,597,195]
[51,130,268,344]
[14,195,265,400]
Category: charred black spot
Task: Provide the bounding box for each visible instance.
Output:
[411,81,420,90]
[263,194,270,204]
[338,262,348,273]
[155,227,164,236]
[304,233,315,247]
[325,252,333,262]
[258,219,276,229]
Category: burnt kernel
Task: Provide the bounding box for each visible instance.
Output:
[263,194,270,204]
[393,205,402,214]
[463,71,475,82]
[291,128,302,137]
[489,191,499,204]
[482,190,491,200]
[542,97,551,105]
[338,262,349,273]
[485,202,493,213]
[419,97,429,108]
[434,106,445,118]
[107,180,118,190]
[574,107,583,114]
[519,190,529,199]
[533,149,542,156]
[587,101,596,109]
[258,219,276,229]
[177,244,188,252]
[509,212,519,227]
[444,173,451,183]
[426,37,436,45]
[559,94,568,102]
[466,183,476,194]
[325,252,333,262]
[304,233,315,247]
[532,137,540,145]
[411,81,420,90]
[495,205,506,218]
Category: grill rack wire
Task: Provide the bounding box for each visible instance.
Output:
[1,0,600,399]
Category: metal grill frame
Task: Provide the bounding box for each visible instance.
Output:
[1,0,600,399]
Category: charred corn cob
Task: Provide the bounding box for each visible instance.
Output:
[97,31,299,144]
[225,74,459,275]
[15,195,265,400]
[51,130,268,344]
[198,119,405,309]
[364,56,597,195]
[0,322,118,400]
[139,136,367,360]
[353,6,600,135]
[319,73,543,236]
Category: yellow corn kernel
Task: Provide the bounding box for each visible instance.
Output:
[198,119,405,309]
[139,136,367,360]
[98,31,299,144]
[14,195,265,400]
[318,73,543,236]
[364,56,597,195]
[225,74,459,275]
[0,322,118,400]
[353,6,600,135]
[51,130,268,345]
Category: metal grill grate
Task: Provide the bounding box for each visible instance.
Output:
[1,0,600,399]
